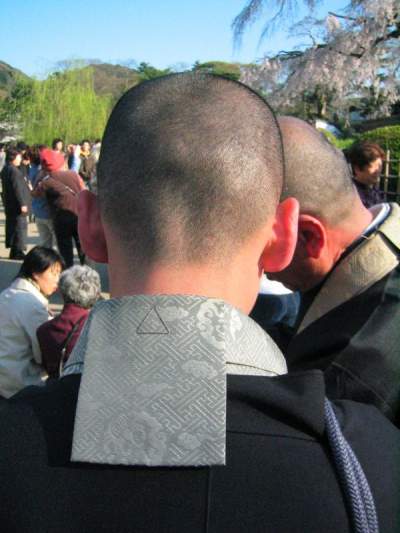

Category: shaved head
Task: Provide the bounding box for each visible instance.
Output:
[97,73,283,267]
[278,117,357,226]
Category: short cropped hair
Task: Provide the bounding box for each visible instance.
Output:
[278,117,357,226]
[59,265,101,309]
[345,141,385,171]
[97,73,283,266]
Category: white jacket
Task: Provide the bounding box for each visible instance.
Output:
[0,278,51,398]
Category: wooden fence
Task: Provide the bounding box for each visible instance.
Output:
[380,150,400,203]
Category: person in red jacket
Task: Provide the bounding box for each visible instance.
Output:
[37,265,101,378]
[33,149,85,267]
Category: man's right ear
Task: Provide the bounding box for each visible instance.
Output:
[78,190,108,263]
[297,214,326,259]
[260,197,299,272]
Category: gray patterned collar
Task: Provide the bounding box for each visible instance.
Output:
[66,295,286,467]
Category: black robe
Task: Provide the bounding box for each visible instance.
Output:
[0,164,31,248]
[285,204,400,425]
[0,372,399,533]
[286,266,400,425]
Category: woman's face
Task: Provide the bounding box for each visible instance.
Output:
[354,158,383,186]
[33,262,62,296]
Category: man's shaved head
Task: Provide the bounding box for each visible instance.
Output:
[278,117,357,226]
[97,73,283,267]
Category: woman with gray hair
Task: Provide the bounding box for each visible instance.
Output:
[37,265,101,378]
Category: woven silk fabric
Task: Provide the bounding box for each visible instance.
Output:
[66,295,286,467]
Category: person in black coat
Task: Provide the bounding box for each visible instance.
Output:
[1,74,399,533]
[0,148,31,259]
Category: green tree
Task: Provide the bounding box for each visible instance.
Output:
[137,62,171,81]
[0,76,34,125]
[18,67,112,145]
[192,61,241,82]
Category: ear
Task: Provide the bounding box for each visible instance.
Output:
[260,197,299,272]
[78,190,108,263]
[297,214,326,259]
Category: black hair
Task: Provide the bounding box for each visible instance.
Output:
[98,72,283,267]
[17,246,65,280]
[26,145,42,166]
[52,138,64,150]
[345,141,385,171]
[16,141,28,152]
[5,148,21,163]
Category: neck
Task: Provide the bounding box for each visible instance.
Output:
[107,260,260,315]
[328,201,374,262]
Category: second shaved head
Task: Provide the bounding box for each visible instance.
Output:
[278,117,357,226]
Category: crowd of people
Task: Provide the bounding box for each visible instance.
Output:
[0,138,100,265]
[0,73,398,533]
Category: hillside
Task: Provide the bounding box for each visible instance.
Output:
[0,61,30,99]
[0,60,247,103]
[86,63,141,98]
[0,61,141,101]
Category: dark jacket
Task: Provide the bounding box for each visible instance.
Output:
[33,170,84,216]
[37,304,90,378]
[79,154,96,184]
[0,164,31,216]
[353,179,384,208]
[0,372,399,533]
[285,266,400,426]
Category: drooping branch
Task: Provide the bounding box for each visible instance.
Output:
[328,11,358,22]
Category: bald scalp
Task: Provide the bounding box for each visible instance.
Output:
[278,117,357,226]
[97,73,283,267]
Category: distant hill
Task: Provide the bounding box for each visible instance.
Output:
[0,61,30,99]
[0,61,141,101]
[0,60,247,102]
[86,63,141,99]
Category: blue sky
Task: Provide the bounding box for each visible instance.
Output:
[1,0,348,77]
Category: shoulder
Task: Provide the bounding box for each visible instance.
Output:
[0,375,80,460]
[227,372,326,439]
[10,279,47,307]
[37,308,77,341]
[4,283,49,326]
[52,170,84,189]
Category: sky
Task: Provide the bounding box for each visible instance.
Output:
[1,0,348,77]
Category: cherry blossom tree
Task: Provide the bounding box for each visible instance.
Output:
[234,0,399,118]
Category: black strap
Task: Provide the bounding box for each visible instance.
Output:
[58,315,86,377]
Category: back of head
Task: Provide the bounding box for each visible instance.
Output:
[97,73,283,267]
[5,148,20,164]
[59,265,101,308]
[40,148,65,173]
[278,117,357,226]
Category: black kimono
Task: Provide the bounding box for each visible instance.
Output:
[1,163,31,258]
[285,204,400,425]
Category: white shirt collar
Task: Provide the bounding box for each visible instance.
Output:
[11,277,48,307]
